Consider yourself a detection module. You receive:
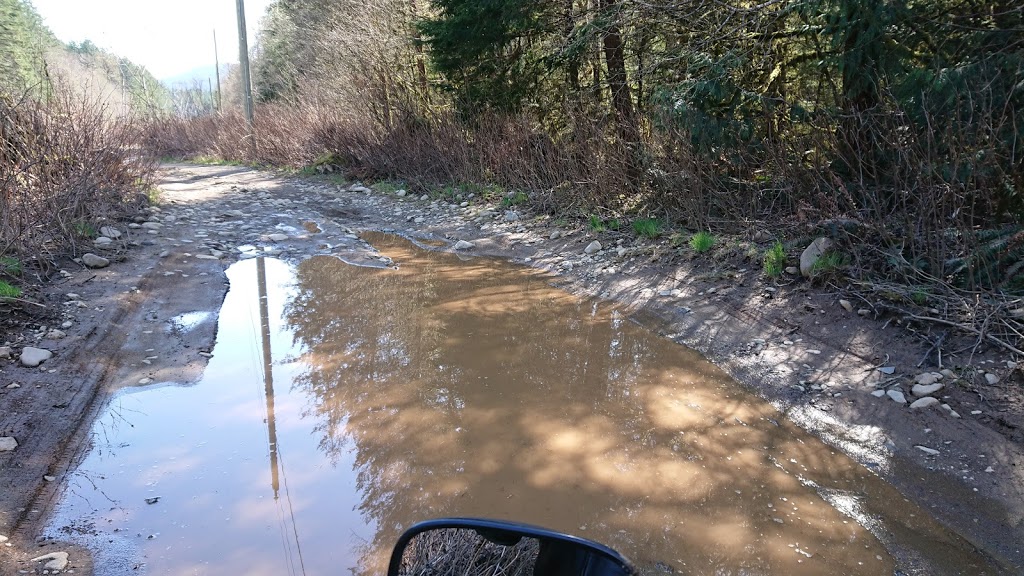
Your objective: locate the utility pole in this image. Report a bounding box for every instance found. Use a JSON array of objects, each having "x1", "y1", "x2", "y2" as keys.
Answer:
[
  {"x1": 235, "y1": 0, "x2": 255, "y2": 128},
  {"x1": 213, "y1": 29, "x2": 222, "y2": 111}
]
